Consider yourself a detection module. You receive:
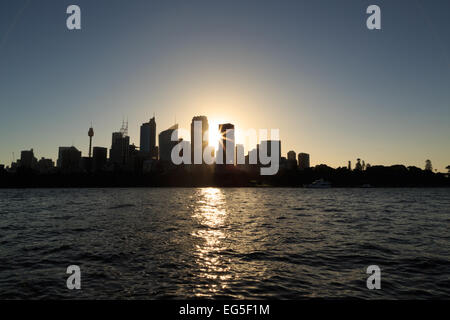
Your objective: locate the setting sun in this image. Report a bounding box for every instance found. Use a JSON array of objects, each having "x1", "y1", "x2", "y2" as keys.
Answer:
[{"x1": 208, "y1": 119, "x2": 224, "y2": 150}]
